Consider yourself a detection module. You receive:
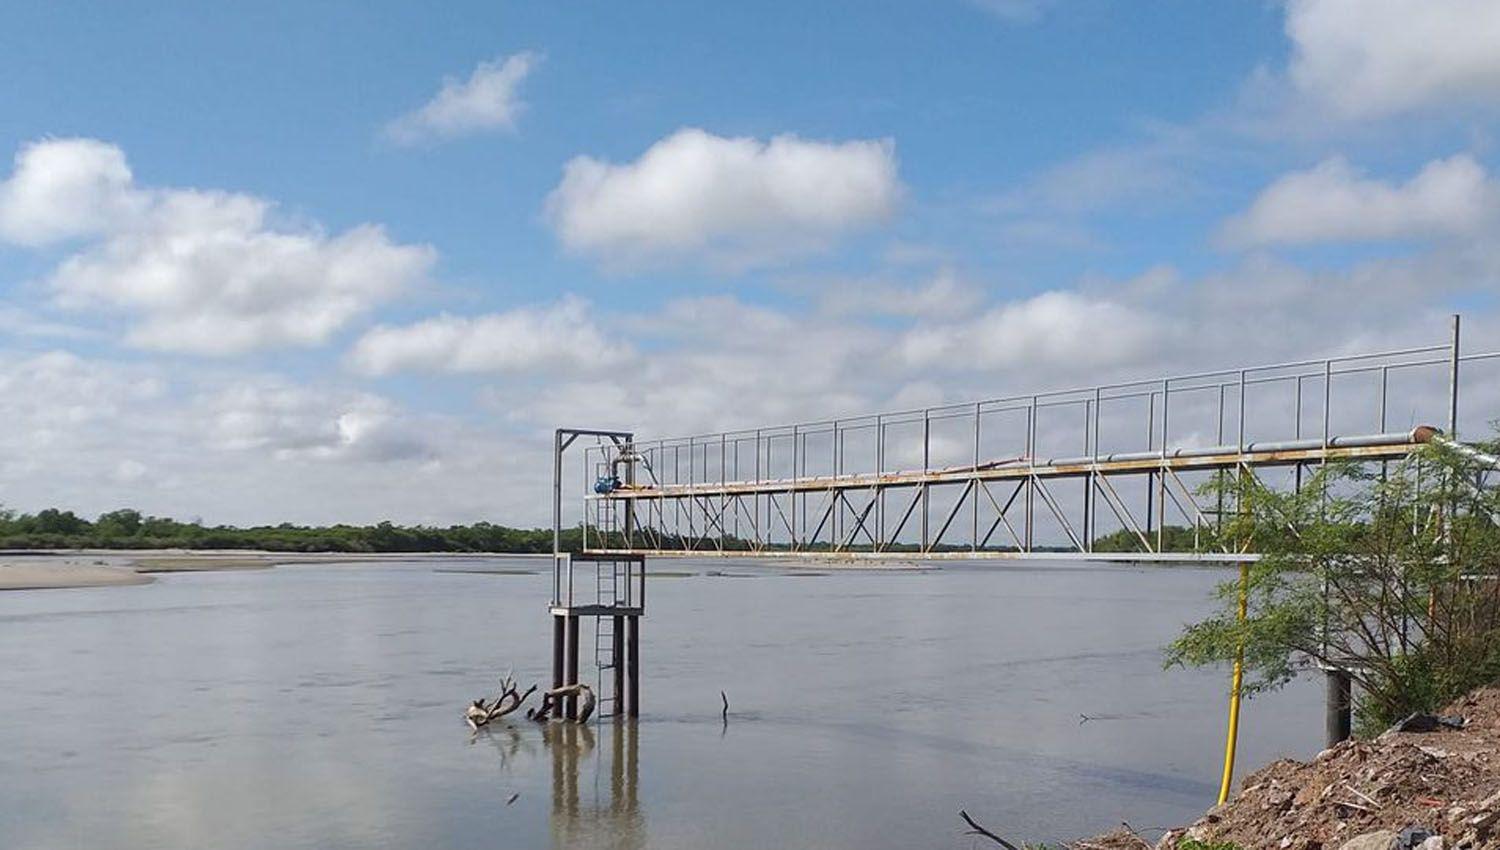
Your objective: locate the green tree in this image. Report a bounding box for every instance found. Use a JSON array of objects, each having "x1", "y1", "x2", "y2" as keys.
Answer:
[
  {"x1": 1167, "y1": 437, "x2": 1500, "y2": 733},
  {"x1": 95, "y1": 508, "x2": 144, "y2": 538}
]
